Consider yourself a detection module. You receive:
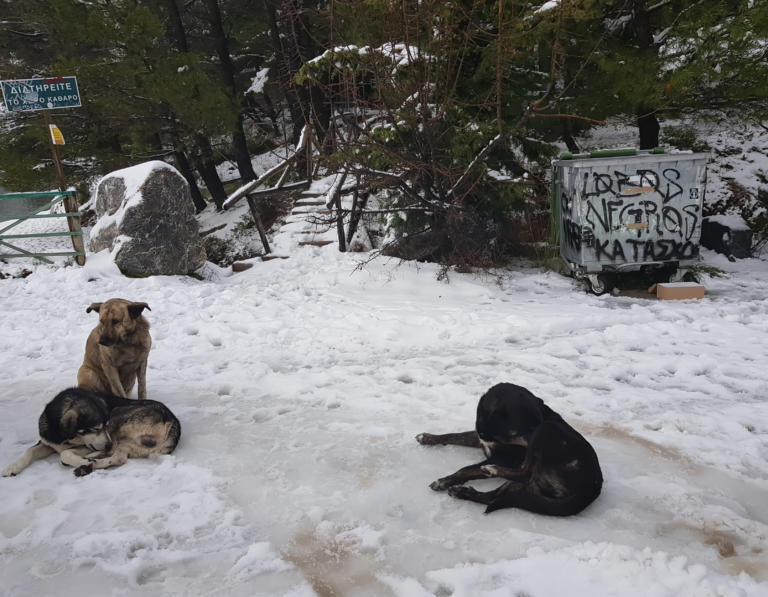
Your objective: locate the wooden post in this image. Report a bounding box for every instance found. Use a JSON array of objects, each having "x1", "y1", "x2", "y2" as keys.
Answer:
[
  {"x1": 43, "y1": 109, "x2": 85, "y2": 265},
  {"x1": 246, "y1": 195, "x2": 271, "y2": 255},
  {"x1": 306, "y1": 126, "x2": 313, "y2": 181},
  {"x1": 328, "y1": 169, "x2": 348, "y2": 252}
]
